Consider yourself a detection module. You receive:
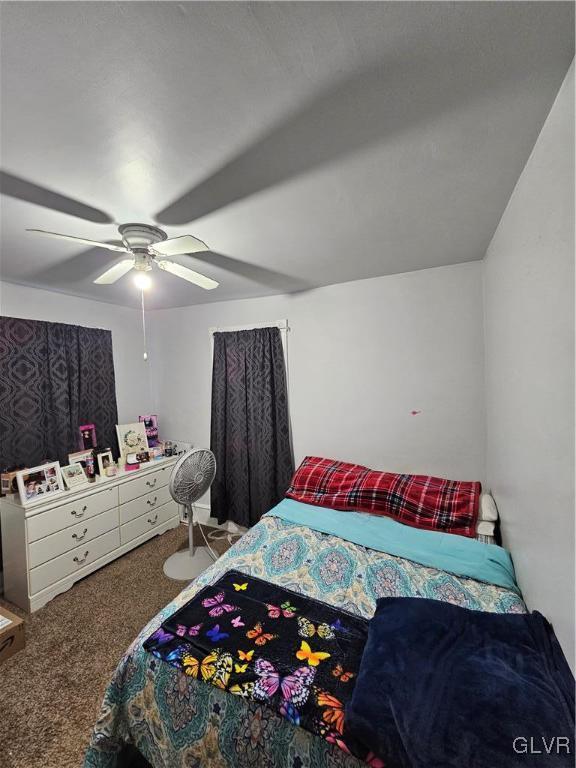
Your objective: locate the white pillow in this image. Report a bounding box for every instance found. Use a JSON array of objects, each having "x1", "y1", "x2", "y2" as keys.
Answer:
[
  {"x1": 477, "y1": 520, "x2": 496, "y2": 536},
  {"x1": 479, "y1": 492, "x2": 498, "y2": 522},
  {"x1": 476, "y1": 493, "x2": 498, "y2": 540}
]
